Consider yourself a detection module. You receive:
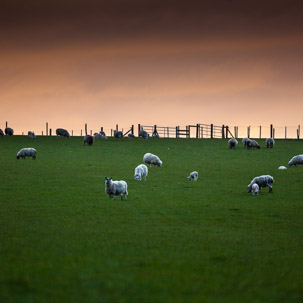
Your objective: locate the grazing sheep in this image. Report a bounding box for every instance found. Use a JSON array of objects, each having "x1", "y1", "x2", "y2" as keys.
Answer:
[
  {"x1": 228, "y1": 138, "x2": 238, "y2": 149},
  {"x1": 128, "y1": 134, "x2": 136, "y2": 139},
  {"x1": 278, "y1": 166, "x2": 287, "y2": 170},
  {"x1": 242, "y1": 137, "x2": 250, "y2": 147},
  {"x1": 84, "y1": 134, "x2": 94, "y2": 146},
  {"x1": 152, "y1": 133, "x2": 160, "y2": 138},
  {"x1": 0, "y1": 129, "x2": 4, "y2": 136},
  {"x1": 266, "y1": 138, "x2": 275, "y2": 148},
  {"x1": 94, "y1": 133, "x2": 107, "y2": 139},
  {"x1": 139, "y1": 130, "x2": 149, "y2": 139},
  {"x1": 247, "y1": 175, "x2": 274, "y2": 193},
  {"x1": 105, "y1": 177, "x2": 128, "y2": 201},
  {"x1": 28, "y1": 131, "x2": 36, "y2": 139},
  {"x1": 16, "y1": 148, "x2": 36, "y2": 160},
  {"x1": 288, "y1": 155, "x2": 303, "y2": 167},
  {"x1": 56, "y1": 128, "x2": 70, "y2": 138},
  {"x1": 134, "y1": 164, "x2": 148, "y2": 181},
  {"x1": 251, "y1": 183, "x2": 259, "y2": 196},
  {"x1": 143, "y1": 153, "x2": 162, "y2": 167},
  {"x1": 187, "y1": 171, "x2": 198, "y2": 181},
  {"x1": 5, "y1": 127, "x2": 14, "y2": 136},
  {"x1": 246, "y1": 139, "x2": 260, "y2": 149},
  {"x1": 114, "y1": 130, "x2": 123, "y2": 138}
]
